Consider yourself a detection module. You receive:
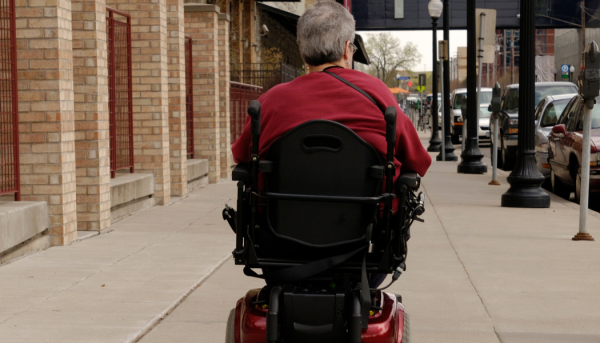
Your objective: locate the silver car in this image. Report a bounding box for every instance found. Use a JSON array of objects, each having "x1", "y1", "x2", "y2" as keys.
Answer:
[{"x1": 534, "y1": 93, "x2": 577, "y2": 180}]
